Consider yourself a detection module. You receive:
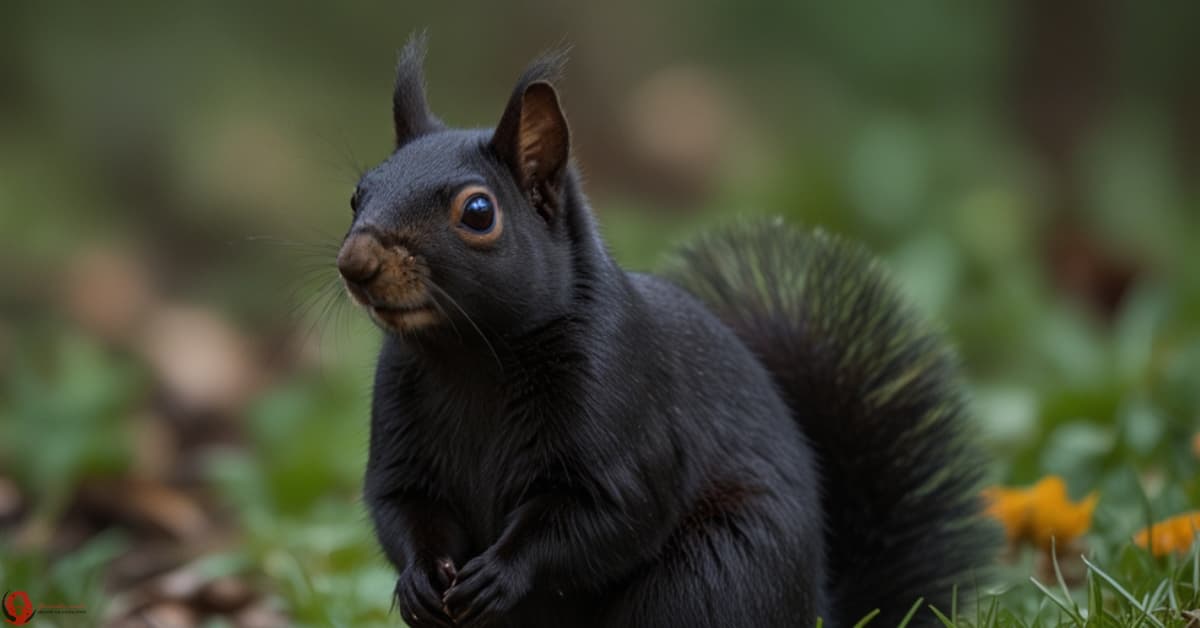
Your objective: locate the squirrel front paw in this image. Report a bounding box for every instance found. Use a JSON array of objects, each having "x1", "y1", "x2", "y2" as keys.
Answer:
[
  {"x1": 442, "y1": 551, "x2": 532, "y2": 627},
  {"x1": 395, "y1": 558, "x2": 457, "y2": 628}
]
